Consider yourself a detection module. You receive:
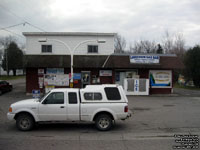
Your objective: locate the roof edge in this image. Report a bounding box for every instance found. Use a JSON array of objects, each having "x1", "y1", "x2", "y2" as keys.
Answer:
[{"x1": 23, "y1": 32, "x2": 117, "y2": 36}]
